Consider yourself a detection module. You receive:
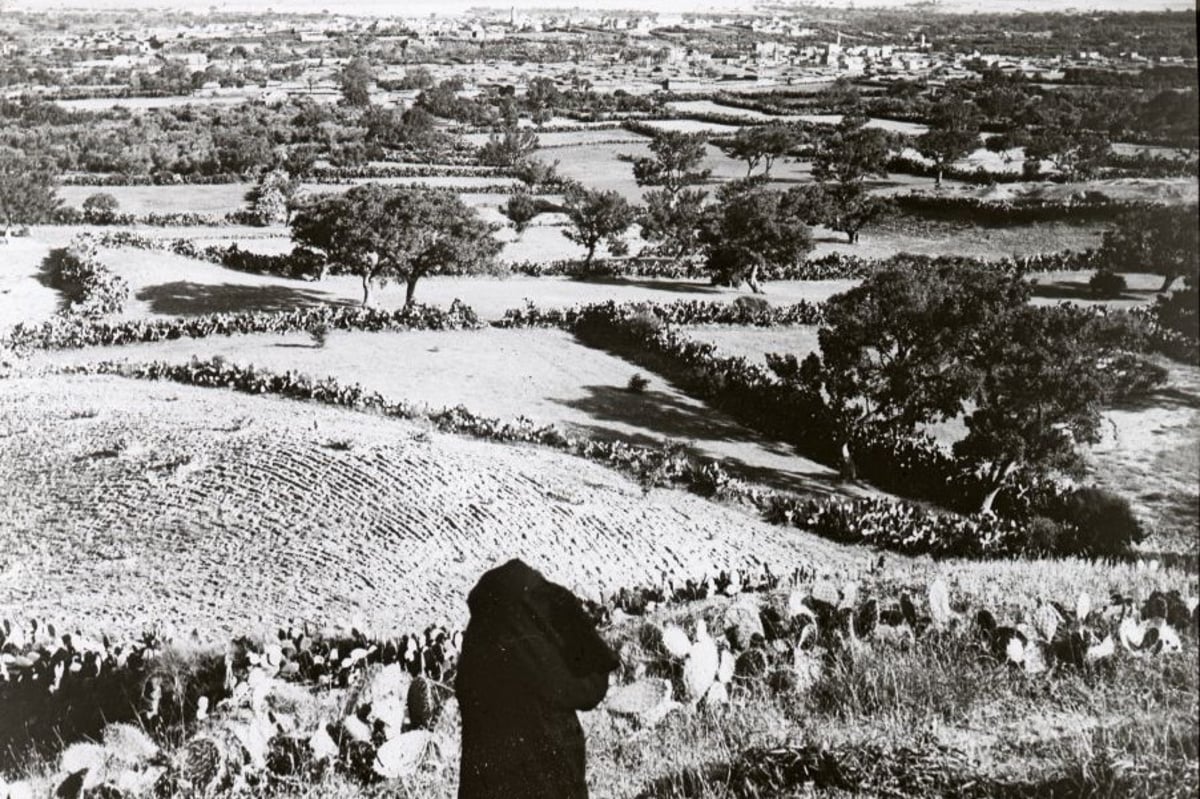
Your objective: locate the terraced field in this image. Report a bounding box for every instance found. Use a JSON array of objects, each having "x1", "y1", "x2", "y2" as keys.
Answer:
[
  {"x1": 28, "y1": 328, "x2": 865, "y2": 499},
  {"x1": 0, "y1": 373, "x2": 868, "y2": 639}
]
